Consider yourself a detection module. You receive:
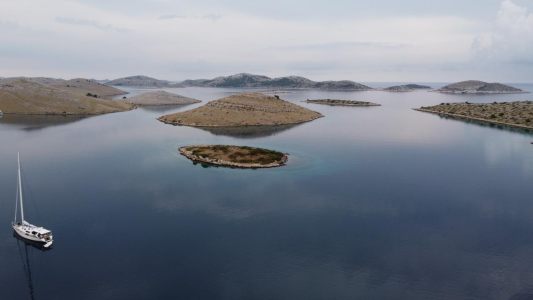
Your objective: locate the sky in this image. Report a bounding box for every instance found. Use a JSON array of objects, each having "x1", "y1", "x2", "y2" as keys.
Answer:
[{"x1": 0, "y1": 0, "x2": 532, "y2": 82}]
